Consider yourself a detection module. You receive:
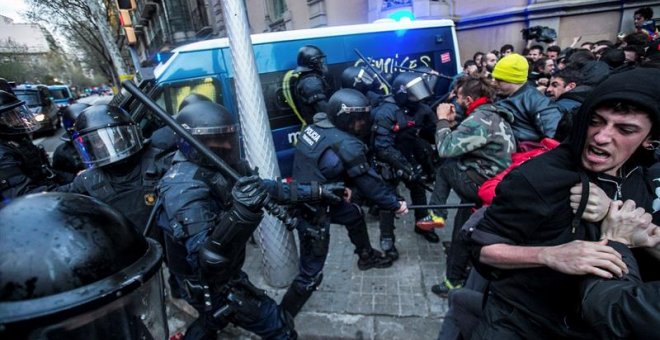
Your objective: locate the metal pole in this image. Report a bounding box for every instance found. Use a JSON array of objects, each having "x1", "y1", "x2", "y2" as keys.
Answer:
[{"x1": 220, "y1": 0, "x2": 298, "y2": 288}]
